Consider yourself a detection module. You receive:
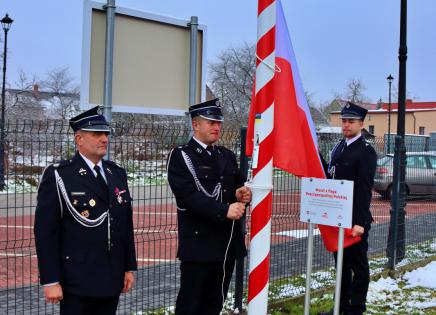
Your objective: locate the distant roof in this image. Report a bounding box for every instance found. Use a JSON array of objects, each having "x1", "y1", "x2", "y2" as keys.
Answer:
[
  {"x1": 6, "y1": 85, "x2": 78, "y2": 101},
  {"x1": 310, "y1": 106, "x2": 329, "y2": 127},
  {"x1": 381, "y1": 99, "x2": 436, "y2": 110},
  {"x1": 335, "y1": 99, "x2": 379, "y2": 110}
]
